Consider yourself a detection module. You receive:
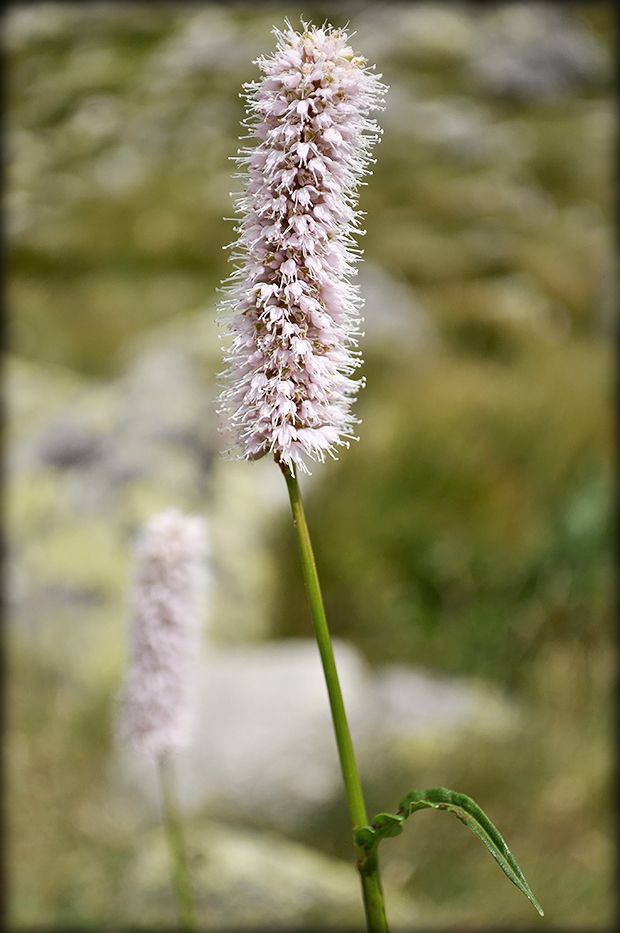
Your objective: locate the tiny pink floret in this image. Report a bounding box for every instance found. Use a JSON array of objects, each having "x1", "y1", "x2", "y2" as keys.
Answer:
[{"x1": 218, "y1": 21, "x2": 387, "y2": 472}]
